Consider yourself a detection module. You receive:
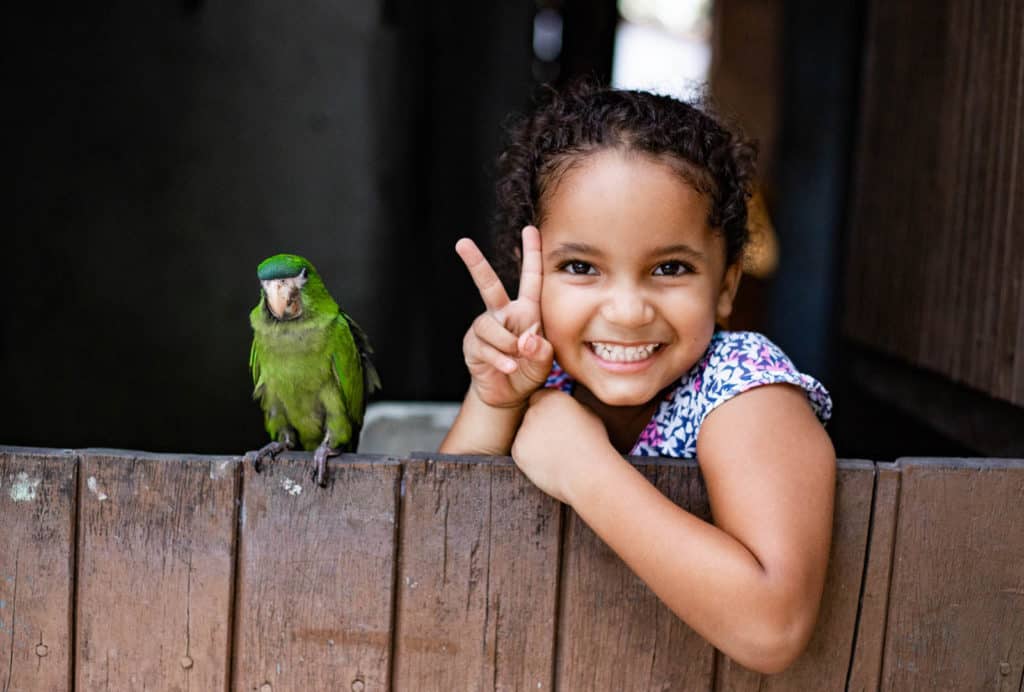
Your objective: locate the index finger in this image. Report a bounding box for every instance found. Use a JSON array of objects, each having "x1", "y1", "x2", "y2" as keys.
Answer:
[
  {"x1": 517, "y1": 225, "x2": 543, "y2": 304},
  {"x1": 455, "y1": 238, "x2": 511, "y2": 311}
]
